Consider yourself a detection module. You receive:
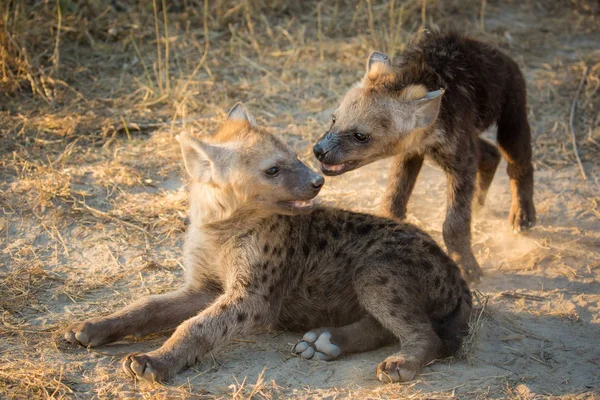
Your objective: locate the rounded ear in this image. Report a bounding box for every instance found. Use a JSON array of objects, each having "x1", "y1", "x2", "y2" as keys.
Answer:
[
  {"x1": 414, "y1": 89, "x2": 445, "y2": 129},
  {"x1": 366, "y1": 51, "x2": 395, "y2": 85},
  {"x1": 367, "y1": 51, "x2": 391, "y2": 72},
  {"x1": 176, "y1": 133, "x2": 230, "y2": 183},
  {"x1": 227, "y1": 102, "x2": 257, "y2": 128},
  {"x1": 422, "y1": 89, "x2": 444, "y2": 101}
]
